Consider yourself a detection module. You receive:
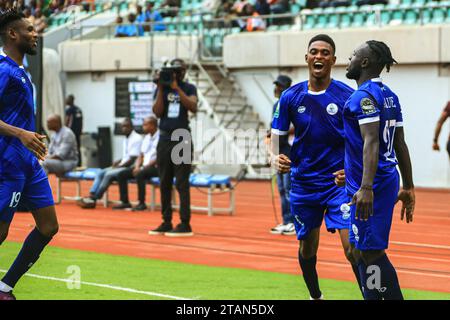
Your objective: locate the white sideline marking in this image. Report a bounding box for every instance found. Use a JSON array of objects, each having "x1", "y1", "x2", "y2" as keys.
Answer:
[
  {"x1": 390, "y1": 241, "x2": 450, "y2": 250},
  {"x1": 0, "y1": 269, "x2": 192, "y2": 300}
]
